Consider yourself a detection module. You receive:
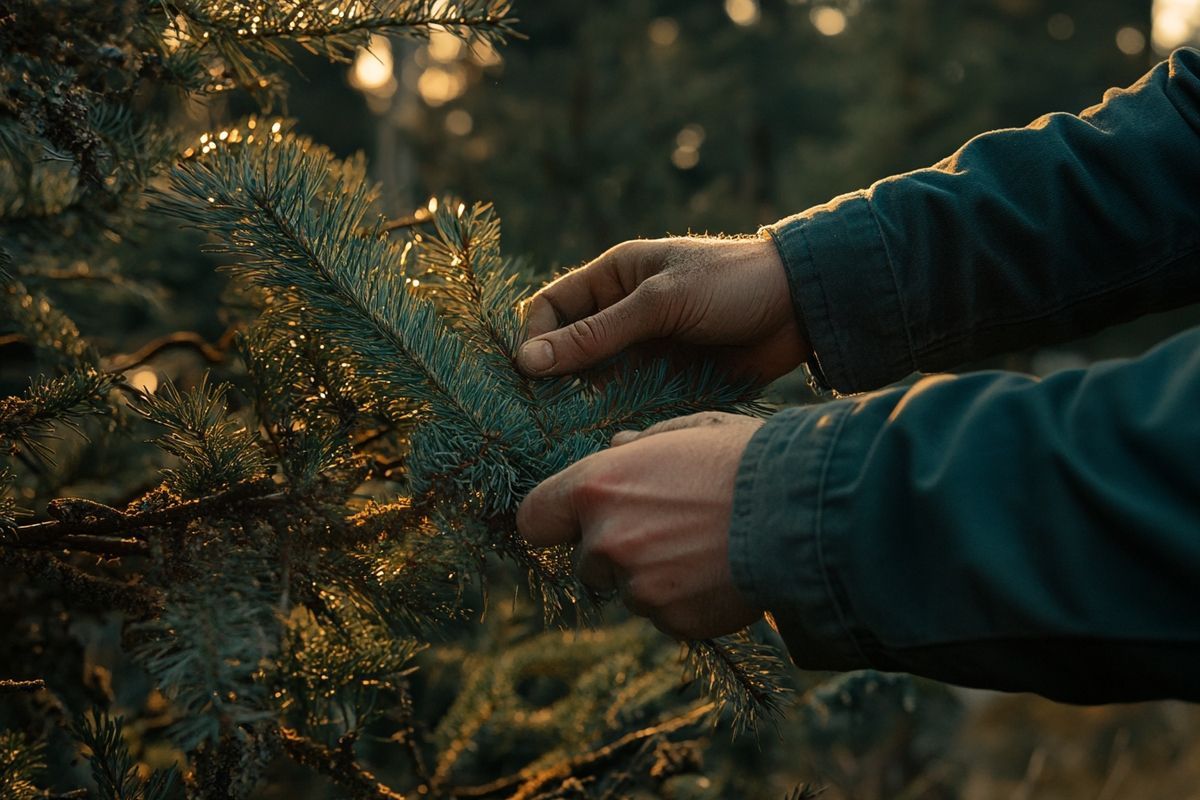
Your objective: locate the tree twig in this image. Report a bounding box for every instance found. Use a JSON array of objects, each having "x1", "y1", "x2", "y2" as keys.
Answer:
[
  {"x1": 277, "y1": 726, "x2": 408, "y2": 800},
  {"x1": 382, "y1": 208, "x2": 433, "y2": 232},
  {"x1": 104, "y1": 327, "x2": 239, "y2": 372},
  {"x1": 449, "y1": 702, "x2": 715, "y2": 799},
  {"x1": 0, "y1": 678, "x2": 46, "y2": 693},
  {"x1": 0, "y1": 549, "x2": 162, "y2": 616}
]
